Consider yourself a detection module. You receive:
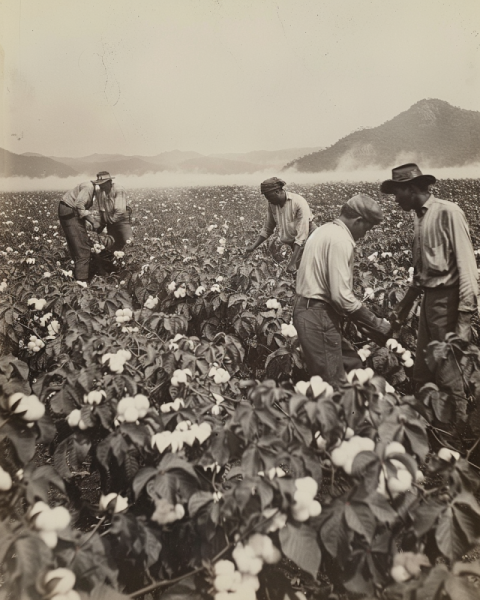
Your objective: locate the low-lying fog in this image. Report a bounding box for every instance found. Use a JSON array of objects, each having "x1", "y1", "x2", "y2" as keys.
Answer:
[{"x1": 1, "y1": 165, "x2": 479, "y2": 193}]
